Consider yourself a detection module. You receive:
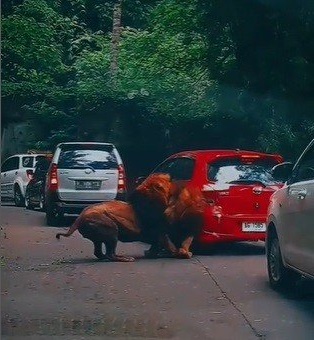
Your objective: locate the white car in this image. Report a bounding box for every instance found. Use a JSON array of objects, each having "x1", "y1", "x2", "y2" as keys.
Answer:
[
  {"x1": 1, "y1": 153, "x2": 50, "y2": 206},
  {"x1": 266, "y1": 138, "x2": 314, "y2": 290}
]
